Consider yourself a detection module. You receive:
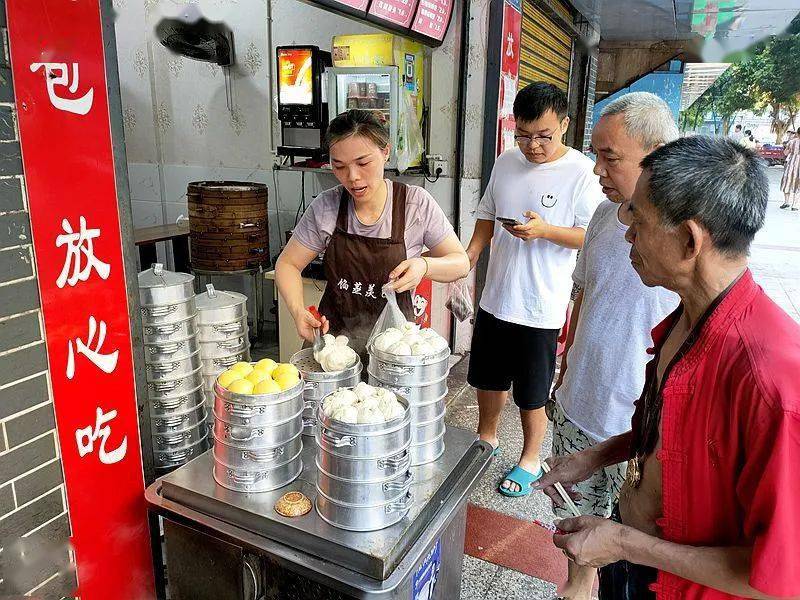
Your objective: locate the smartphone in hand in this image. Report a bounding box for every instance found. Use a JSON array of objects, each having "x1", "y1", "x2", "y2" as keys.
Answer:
[{"x1": 496, "y1": 216, "x2": 522, "y2": 227}]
